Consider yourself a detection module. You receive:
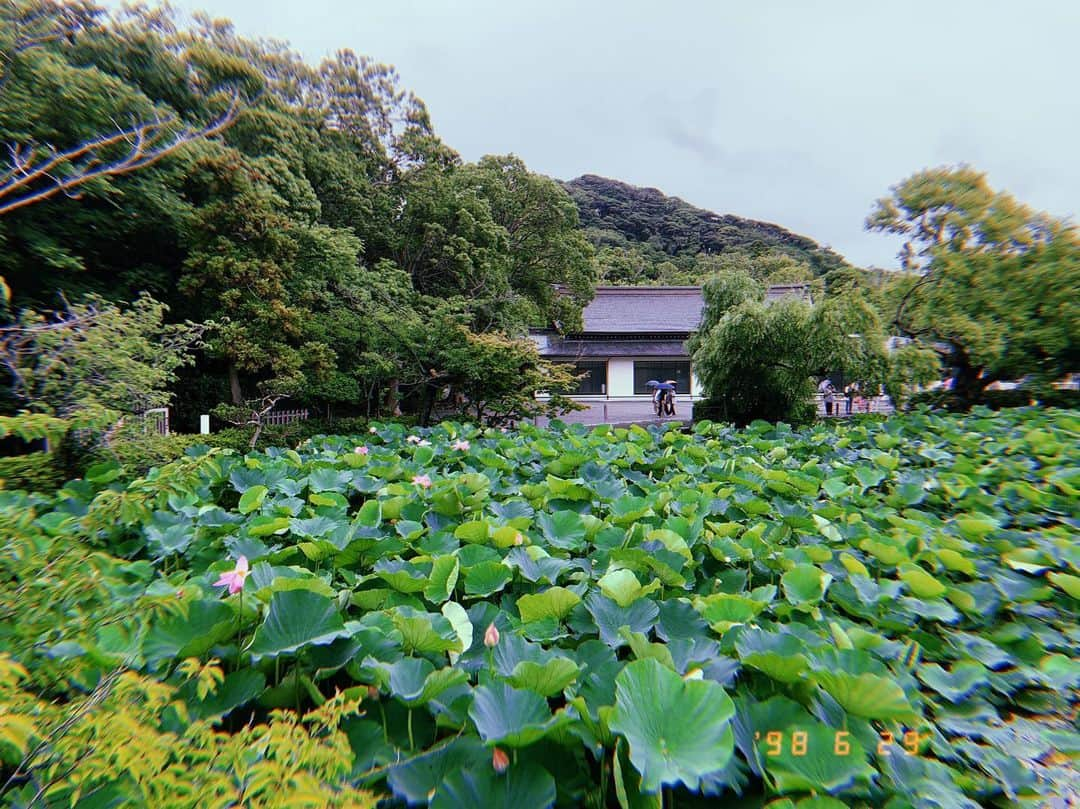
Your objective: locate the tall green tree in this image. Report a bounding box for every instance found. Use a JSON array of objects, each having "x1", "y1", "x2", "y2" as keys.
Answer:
[{"x1": 868, "y1": 165, "x2": 1080, "y2": 402}]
